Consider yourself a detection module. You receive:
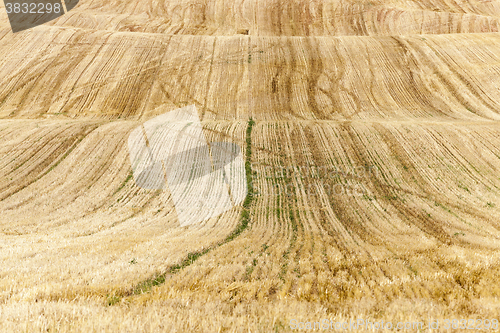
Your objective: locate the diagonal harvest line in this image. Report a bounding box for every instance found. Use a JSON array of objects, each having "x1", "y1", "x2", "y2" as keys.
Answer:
[
  {"x1": 207, "y1": 141, "x2": 236, "y2": 206},
  {"x1": 60, "y1": 0, "x2": 68, "y2": 13},
  {"x1": 141, "y1": 123, "x2": 170, "y2": 190},
  {"x1": 140, "y1": 124, "x2": 150, "y2": 148}
]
